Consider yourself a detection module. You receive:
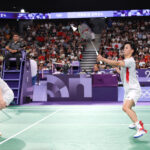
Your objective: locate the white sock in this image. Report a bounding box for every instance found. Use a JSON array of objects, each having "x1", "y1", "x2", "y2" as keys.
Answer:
[{"x1": 135, "y1": 121, "x2": 142, "y2": 129}]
